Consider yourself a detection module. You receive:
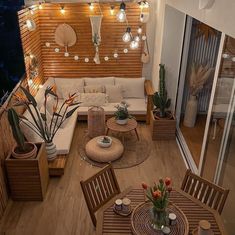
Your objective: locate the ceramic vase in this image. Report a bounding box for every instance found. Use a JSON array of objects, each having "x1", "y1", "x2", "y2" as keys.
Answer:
[
  {"x1": 45, "y1": 141, "x2": 57, "y2": 161},
  {"x1": 12, "y1": 142, "x2": 37, "y2": 159},
  {"x1": 150, "y1": 207, "x2": 167, "y2": 230},
  {"x1": 116, "y1": 119, "x2": 128, "y2": 125},
  {"x1": 183, "y1": 95, "x2": 198, "y2": 127}
]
